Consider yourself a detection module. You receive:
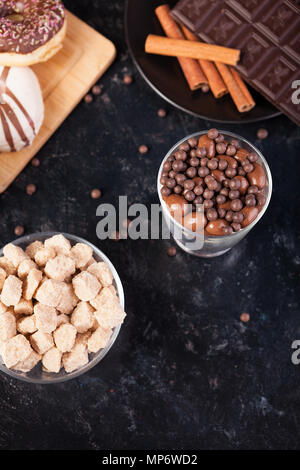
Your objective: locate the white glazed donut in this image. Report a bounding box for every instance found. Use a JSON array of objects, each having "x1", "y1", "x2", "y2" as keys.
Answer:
[{"x1": 0, "y1": 65, "x2": 44, "y2": 152}]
